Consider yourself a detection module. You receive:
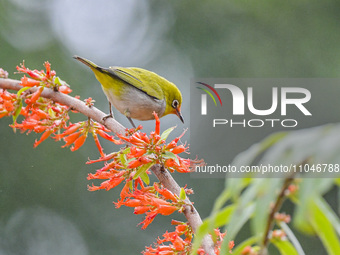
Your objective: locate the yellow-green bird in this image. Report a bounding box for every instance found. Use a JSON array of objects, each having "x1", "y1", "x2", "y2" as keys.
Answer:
[{"x1": 73, "y1": 55, "x2": 184, "y2": 127}]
